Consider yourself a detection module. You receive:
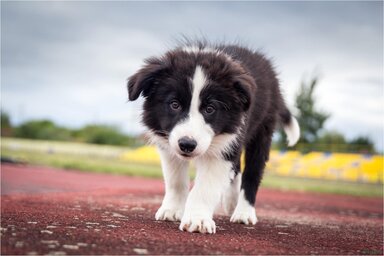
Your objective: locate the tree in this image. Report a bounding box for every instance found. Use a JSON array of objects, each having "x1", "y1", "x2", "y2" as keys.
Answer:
[
  {"x1": 315, "y1": 130, "x2": 347, "y2": 152},
  {"x1": 1, "y1": 111, "x2": 13, "y2": 137},
  {"x1": 276, "y1": 76, "x2": 330, "y2": 152},
  {"x1": 73, "y1": 125, "x2": 140, "y2": 146},
  {"x1": 348, "y1": 136, "x2": 376, "y2": 154},
  {"x1": 295, "y1": 77, "x2": 330, "y2": 144},
  {"x1": 275, "y1": 76, "x2": 377, "y2": 154},
  {"x1": 14, "y1": 120, "x2": 72, "y2": 141}
]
